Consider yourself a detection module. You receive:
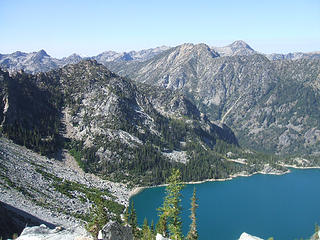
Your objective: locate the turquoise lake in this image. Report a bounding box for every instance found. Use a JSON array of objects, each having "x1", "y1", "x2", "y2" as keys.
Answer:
[{"x1": 131, "y1": 169, "x2": 320, "y2": 240}]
